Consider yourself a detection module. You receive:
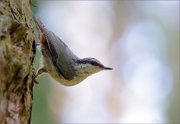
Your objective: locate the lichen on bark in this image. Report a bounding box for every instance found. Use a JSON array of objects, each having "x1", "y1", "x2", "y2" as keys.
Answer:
[{"x1": 0, "y1": 0, "x2": 36, "y2": 123}]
